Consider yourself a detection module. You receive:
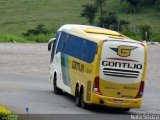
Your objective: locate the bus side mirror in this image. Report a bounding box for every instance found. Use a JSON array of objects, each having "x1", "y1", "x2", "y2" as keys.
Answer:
[{"x1": 48, "y1": 38, "x2": 56, "y2": 51}]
